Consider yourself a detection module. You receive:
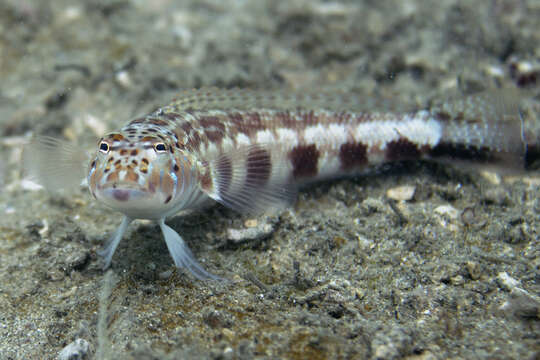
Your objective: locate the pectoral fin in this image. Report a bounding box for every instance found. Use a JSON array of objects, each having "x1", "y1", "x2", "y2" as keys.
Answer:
[
  {"x1": 23, "y1": 136, "x2": 89, "y2": 191},
  {"x1": 200, "y1": 144, "x2": 297, "y2": 214}
]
